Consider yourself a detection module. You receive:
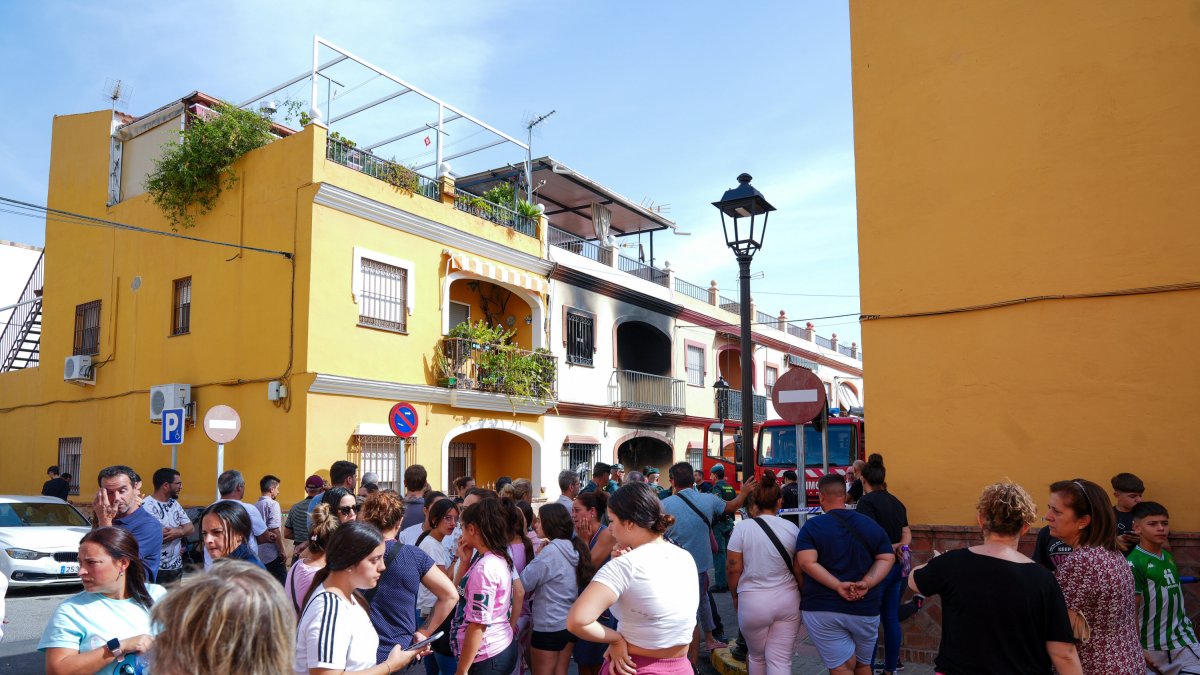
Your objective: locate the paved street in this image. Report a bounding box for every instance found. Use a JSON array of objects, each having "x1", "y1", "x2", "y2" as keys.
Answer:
[{"x1": 0, "y1": 583, "x2": 80, "y2": 673}]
